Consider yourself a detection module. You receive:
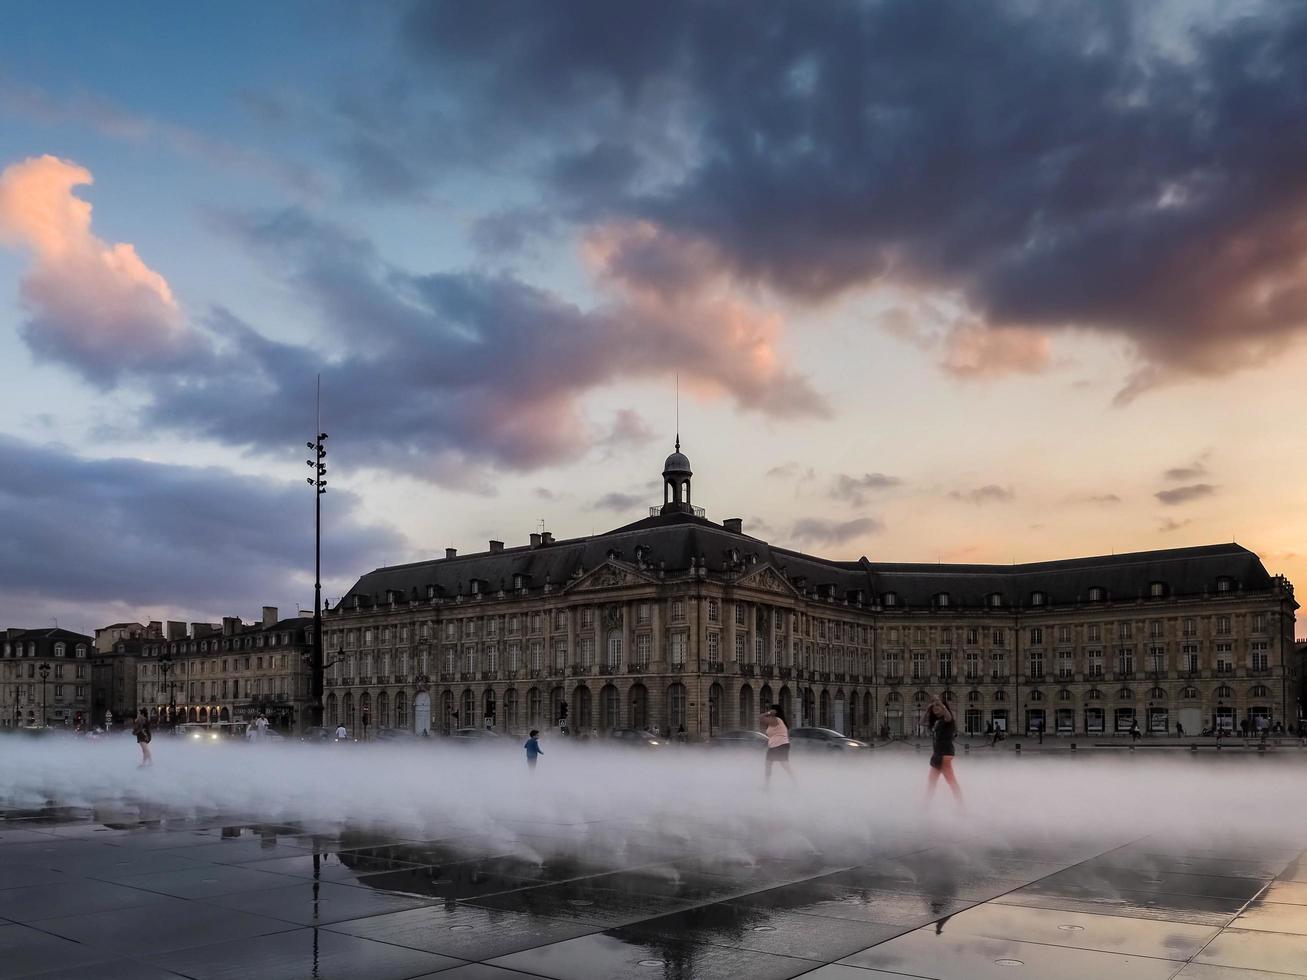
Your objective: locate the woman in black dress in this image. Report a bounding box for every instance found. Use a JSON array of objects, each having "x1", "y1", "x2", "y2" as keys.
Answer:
[
  {"x1": 923, "y1": 695, "x2": 963, "y2": 808},
  {"x1": 133, "y1": 710, "x2": 152, "y2": 768}
]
